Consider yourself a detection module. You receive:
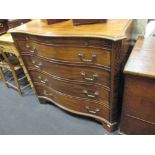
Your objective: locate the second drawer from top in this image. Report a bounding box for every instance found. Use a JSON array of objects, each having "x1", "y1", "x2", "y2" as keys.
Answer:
[{"x1": 22, "y1": 55, "x2": 111, "y2": 87}]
